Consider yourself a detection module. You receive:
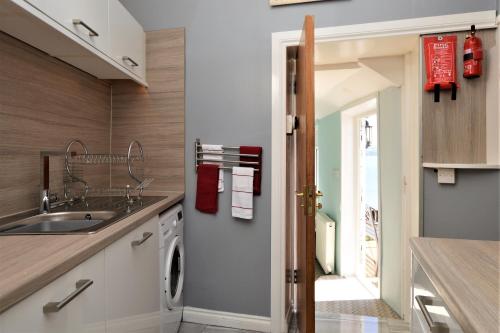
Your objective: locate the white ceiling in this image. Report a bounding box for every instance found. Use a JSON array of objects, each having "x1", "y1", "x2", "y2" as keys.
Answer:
[
  {"x1": 315, "y1": 35, "x2": 419, "y2": 119},
  {"x1": 315, "y1": 35, "x2": 419, "y2": 65}
]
